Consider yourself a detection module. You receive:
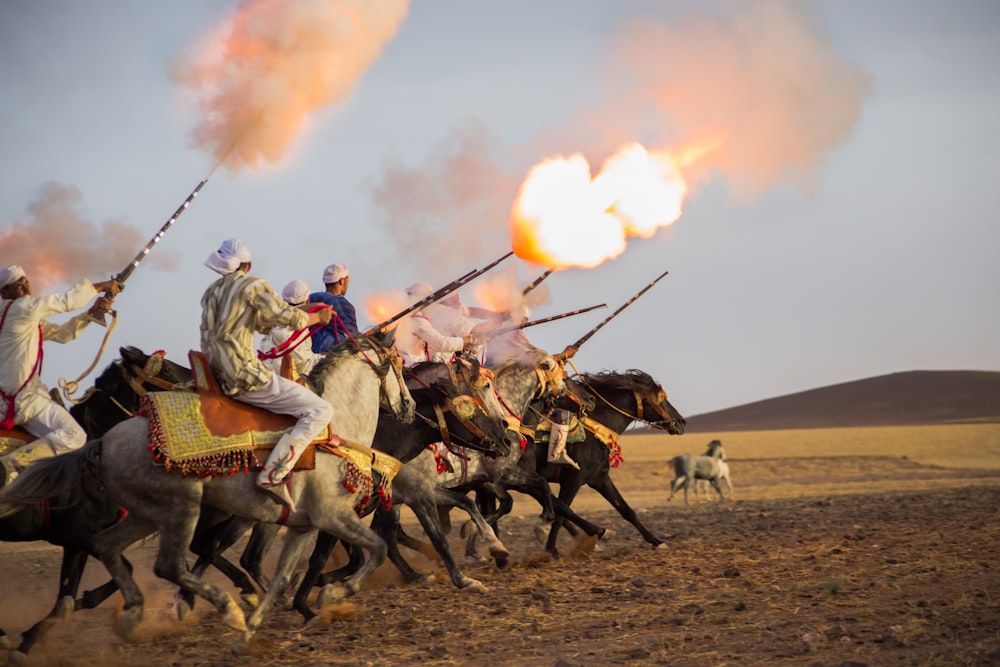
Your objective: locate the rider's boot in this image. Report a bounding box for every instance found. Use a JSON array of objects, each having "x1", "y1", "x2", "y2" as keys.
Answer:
[
  {"x1": 546, "y1": 409, "x2": 580, "y2": 470},
  {"x1": 256, "y1": 433, "x2": 304, "y2": 512}
]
